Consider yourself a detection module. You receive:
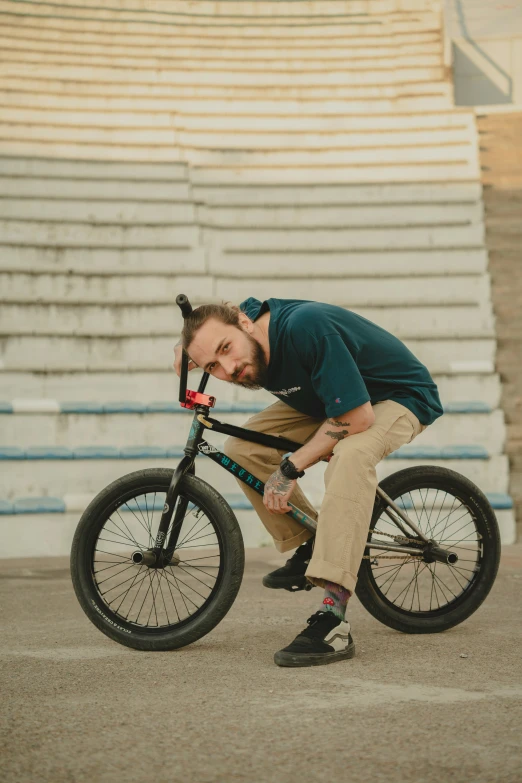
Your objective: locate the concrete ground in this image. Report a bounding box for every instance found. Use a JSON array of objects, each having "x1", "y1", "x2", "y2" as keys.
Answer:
[{"x1": 1, "y1": 545, "x2": 521, "y2": 783}]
